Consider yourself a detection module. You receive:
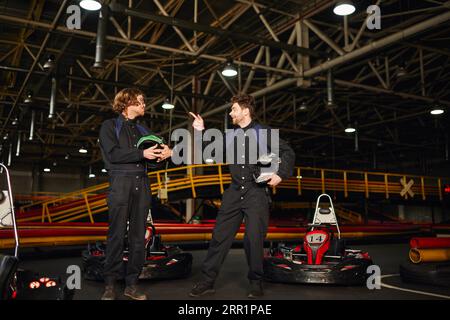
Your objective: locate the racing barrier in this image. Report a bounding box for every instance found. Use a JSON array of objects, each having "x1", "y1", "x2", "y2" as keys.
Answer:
[
  {"x1": 409, "y1": 248, "x2": 450, "y2": 263},
  {"x1": 408, "y1": 237, "x2": 450, "y2": 264},
  {"x1": 401, "y1": 236, "x2": 450, "y2": 286},
  {"x1": 410, "y1": 237, "x2": 450, "y2": 249},
  {"x1": 0, "y1": 222, "x2": 423, "y2": 249},
  {"x1": 15, "y1": 164, "x2": 448, "y2": 224}
]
